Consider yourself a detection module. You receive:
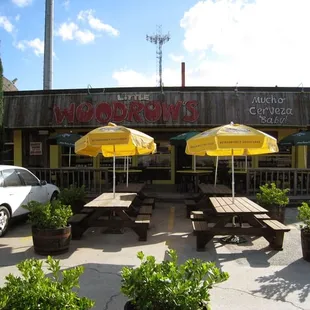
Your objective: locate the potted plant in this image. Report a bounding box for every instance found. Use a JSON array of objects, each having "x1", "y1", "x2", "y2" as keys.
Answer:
[
  {"x1": 121, "y1": 249, "x2": 229, "y2": 310},
  {"x1": 256, "y1": 182, "x2": 290, "y2": 223},
  {"x1": 297, "y1": 202, "x2": 310, "y2": 262},
  {"x1": 24, "y1": 200, "x2": 73, "y2": 255},
  {"x1": 59, "y1": 184, "x2": 86, "y2": 214},
  {"x1": 0, "y1": 256, "x2": 95, "y2": 309}
]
